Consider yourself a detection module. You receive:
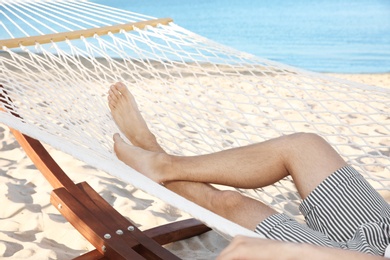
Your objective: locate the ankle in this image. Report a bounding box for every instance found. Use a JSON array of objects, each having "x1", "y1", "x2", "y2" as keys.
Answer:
[{"x1": 155, "y1": 152, "x2": 173, "y2": 182}]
